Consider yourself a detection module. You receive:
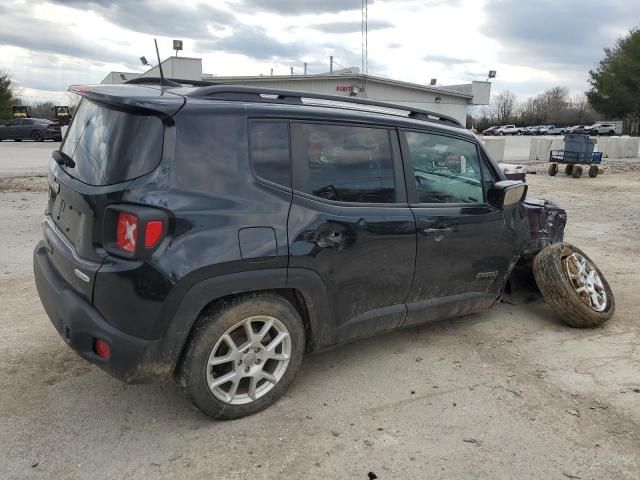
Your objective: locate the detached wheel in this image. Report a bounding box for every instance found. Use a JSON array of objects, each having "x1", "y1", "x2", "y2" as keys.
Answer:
[
  {"x1": 548, "y1": 163, "x2": 558, "y2": 176},
  {"x1": 571, "y1": 165, "x2": 583, "y2": 178},
  {"x1": 181, "y1": 293, "x2": 305, "y2": 420},
  {"x1": 564, "y1": 164, "x2": 574, "y2": 175},
  {"x1": 533, "y1": 243, "x2": 615, "y2": 328},
  {"x1": 589, "y1": 165, "x2": 598, "y2": 177},
  {"x1": 31, "y1": 130, "x2": 43, "y2": 142}
]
